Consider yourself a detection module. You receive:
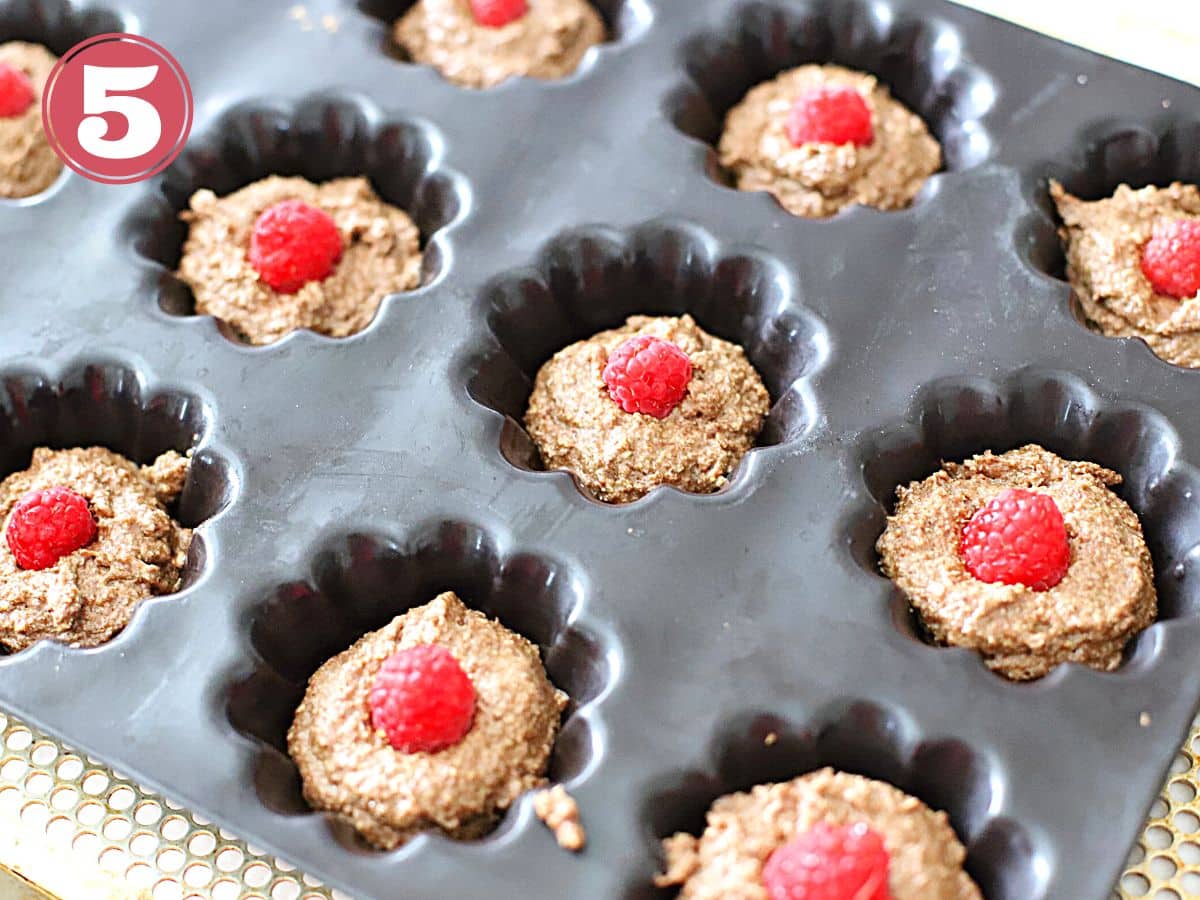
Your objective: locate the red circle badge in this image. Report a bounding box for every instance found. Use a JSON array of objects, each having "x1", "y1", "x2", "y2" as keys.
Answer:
[{"x1": 41, "y1": 33, "x2": 192, "y2": 185}]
